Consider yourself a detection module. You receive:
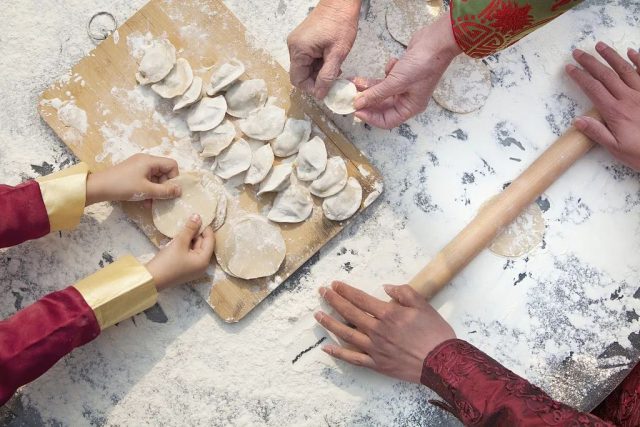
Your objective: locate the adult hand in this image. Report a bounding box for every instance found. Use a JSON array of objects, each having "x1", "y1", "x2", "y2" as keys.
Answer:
[
  {"x1": 353, "y1": 14, "x2": 462, "y2": 129},
  {"x1": 145, "y1": 214, "x2": 214, "y2": 291},
  {"x1": 86, "y1": 153, "x2": 181, "y2": 205},
  {"x1": 287, "y1": 0, "x2": 361, "y2": 99},
  {"x1": 315, "y1": 281, "x2": 455, "y2": 384},
  {"x1": 566, "y1": 42, "x2": 640, "y2": 171}
]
